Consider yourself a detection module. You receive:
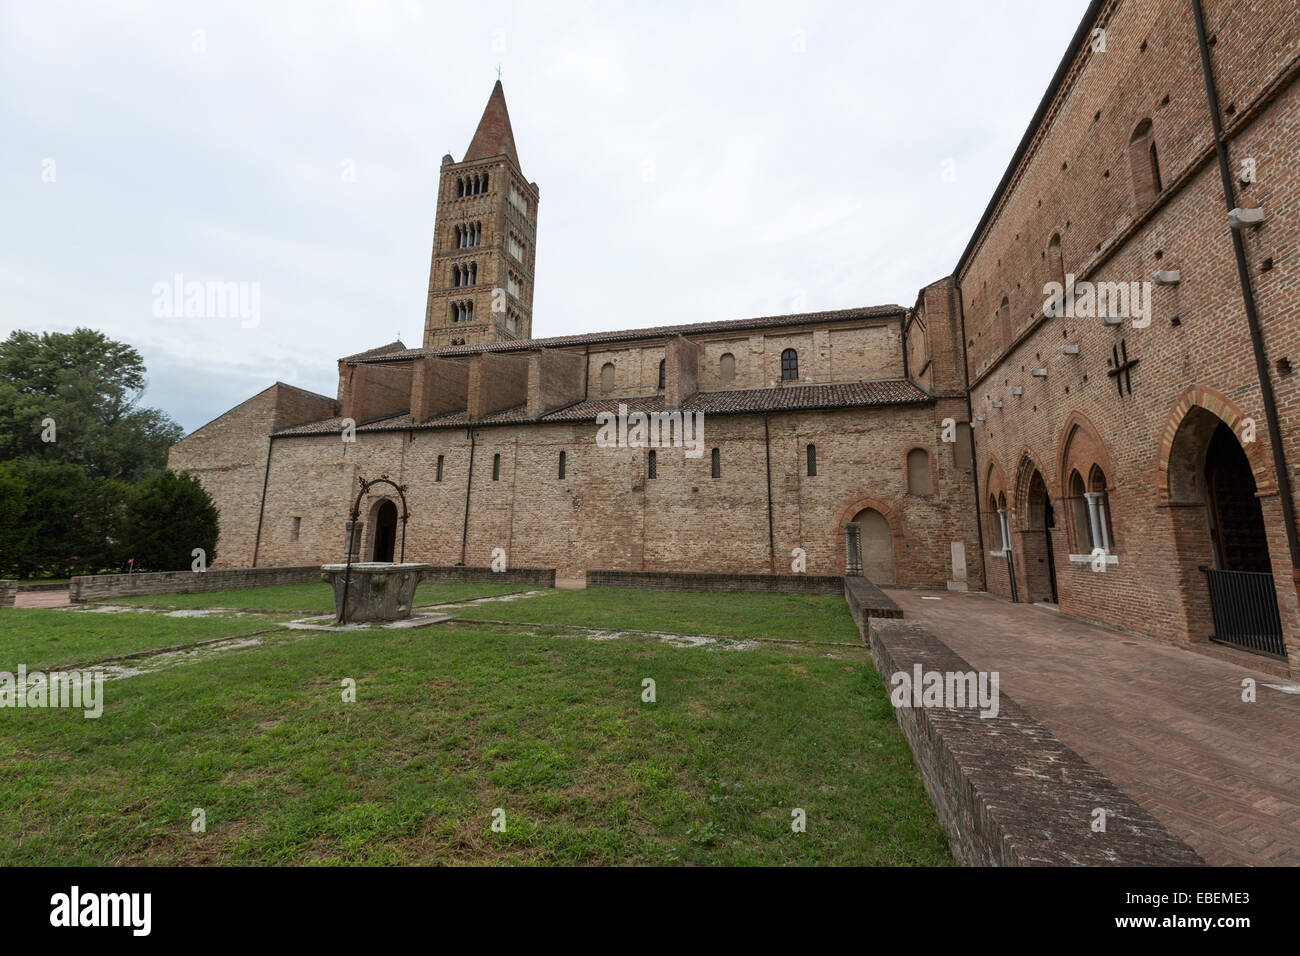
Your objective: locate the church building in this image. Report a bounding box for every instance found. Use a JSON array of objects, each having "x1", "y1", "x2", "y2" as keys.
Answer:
[{"x1": 170, "y1": 0, "x2": 1300, "y2": 677}]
